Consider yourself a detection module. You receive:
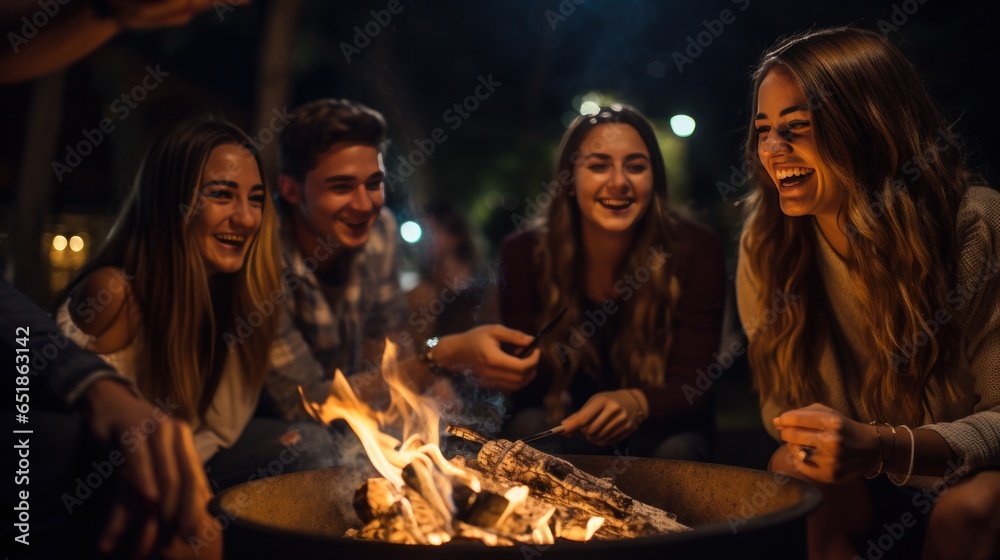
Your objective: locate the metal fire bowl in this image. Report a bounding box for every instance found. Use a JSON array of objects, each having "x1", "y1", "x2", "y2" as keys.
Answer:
[{"x1": 210, "y1": 456, "x2": 821, "y2": 559}]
